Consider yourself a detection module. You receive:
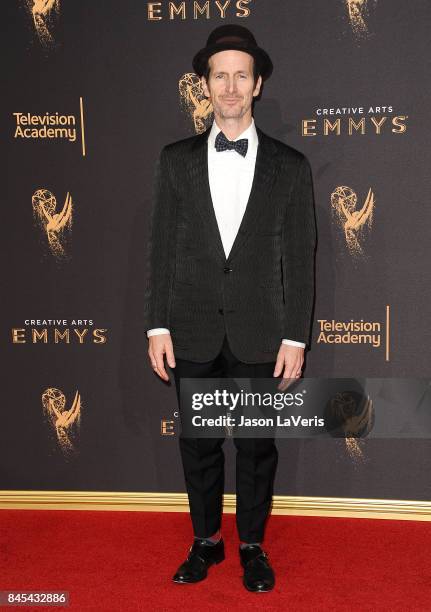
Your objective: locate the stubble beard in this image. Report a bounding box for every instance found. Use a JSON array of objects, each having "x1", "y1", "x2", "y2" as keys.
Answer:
[{"x1": 212, "y1": 95, "x2": 252, "y2": 121}]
